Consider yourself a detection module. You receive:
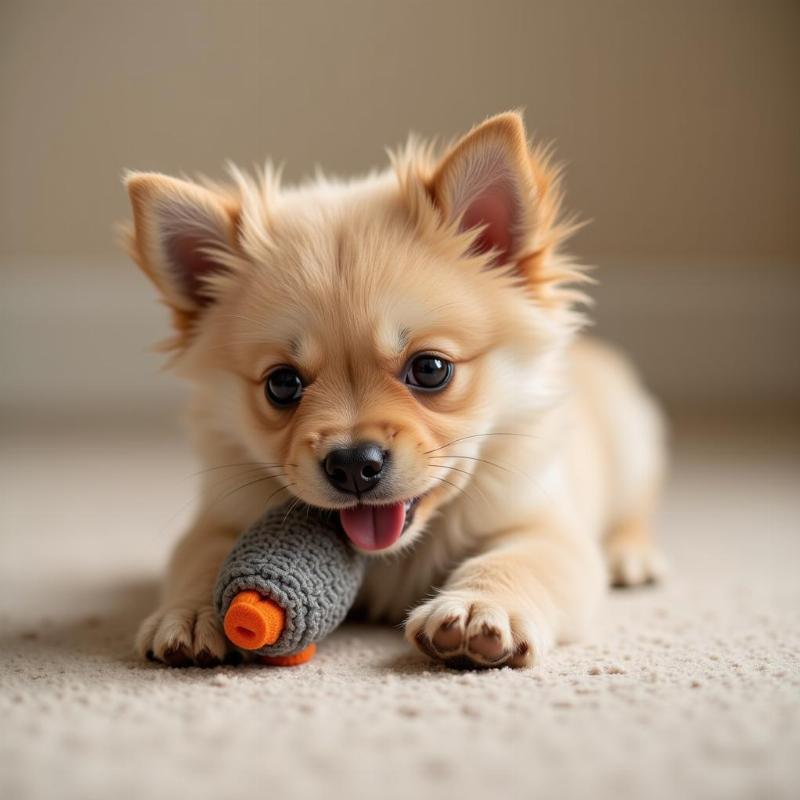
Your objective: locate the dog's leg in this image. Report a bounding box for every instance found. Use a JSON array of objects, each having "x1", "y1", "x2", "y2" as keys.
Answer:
[
  {"x1": 405, "y1": 517, "x2": 606, "y2": 668},
  {"x1": 604, "y1": 494, "x2": 667, "y2": 587},
  {"x1": 136, "y1": 521, "x2": 239, "y2": 667}
]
